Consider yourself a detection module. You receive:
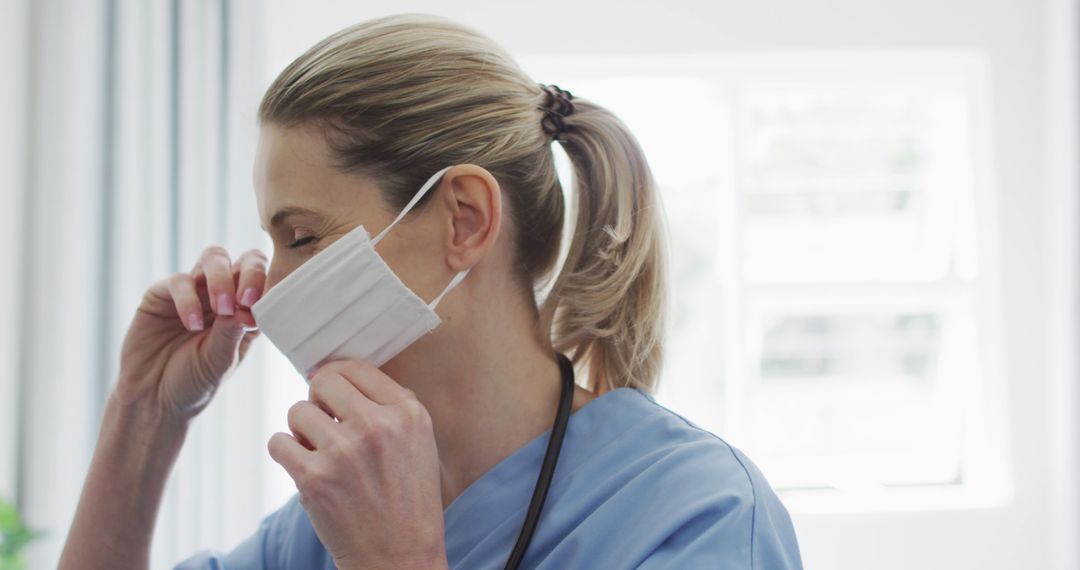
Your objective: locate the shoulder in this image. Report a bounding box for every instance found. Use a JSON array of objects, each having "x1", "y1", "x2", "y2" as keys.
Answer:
[
  {"x1": 566, "y1": 388, "x2": 803, "y2": 569},
  {"x1": 592, "y1": 388, "x2": 776, "y2": 497},
  {"x1": 173, "y1": 494, "x2": 333, "y2": 570}
]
